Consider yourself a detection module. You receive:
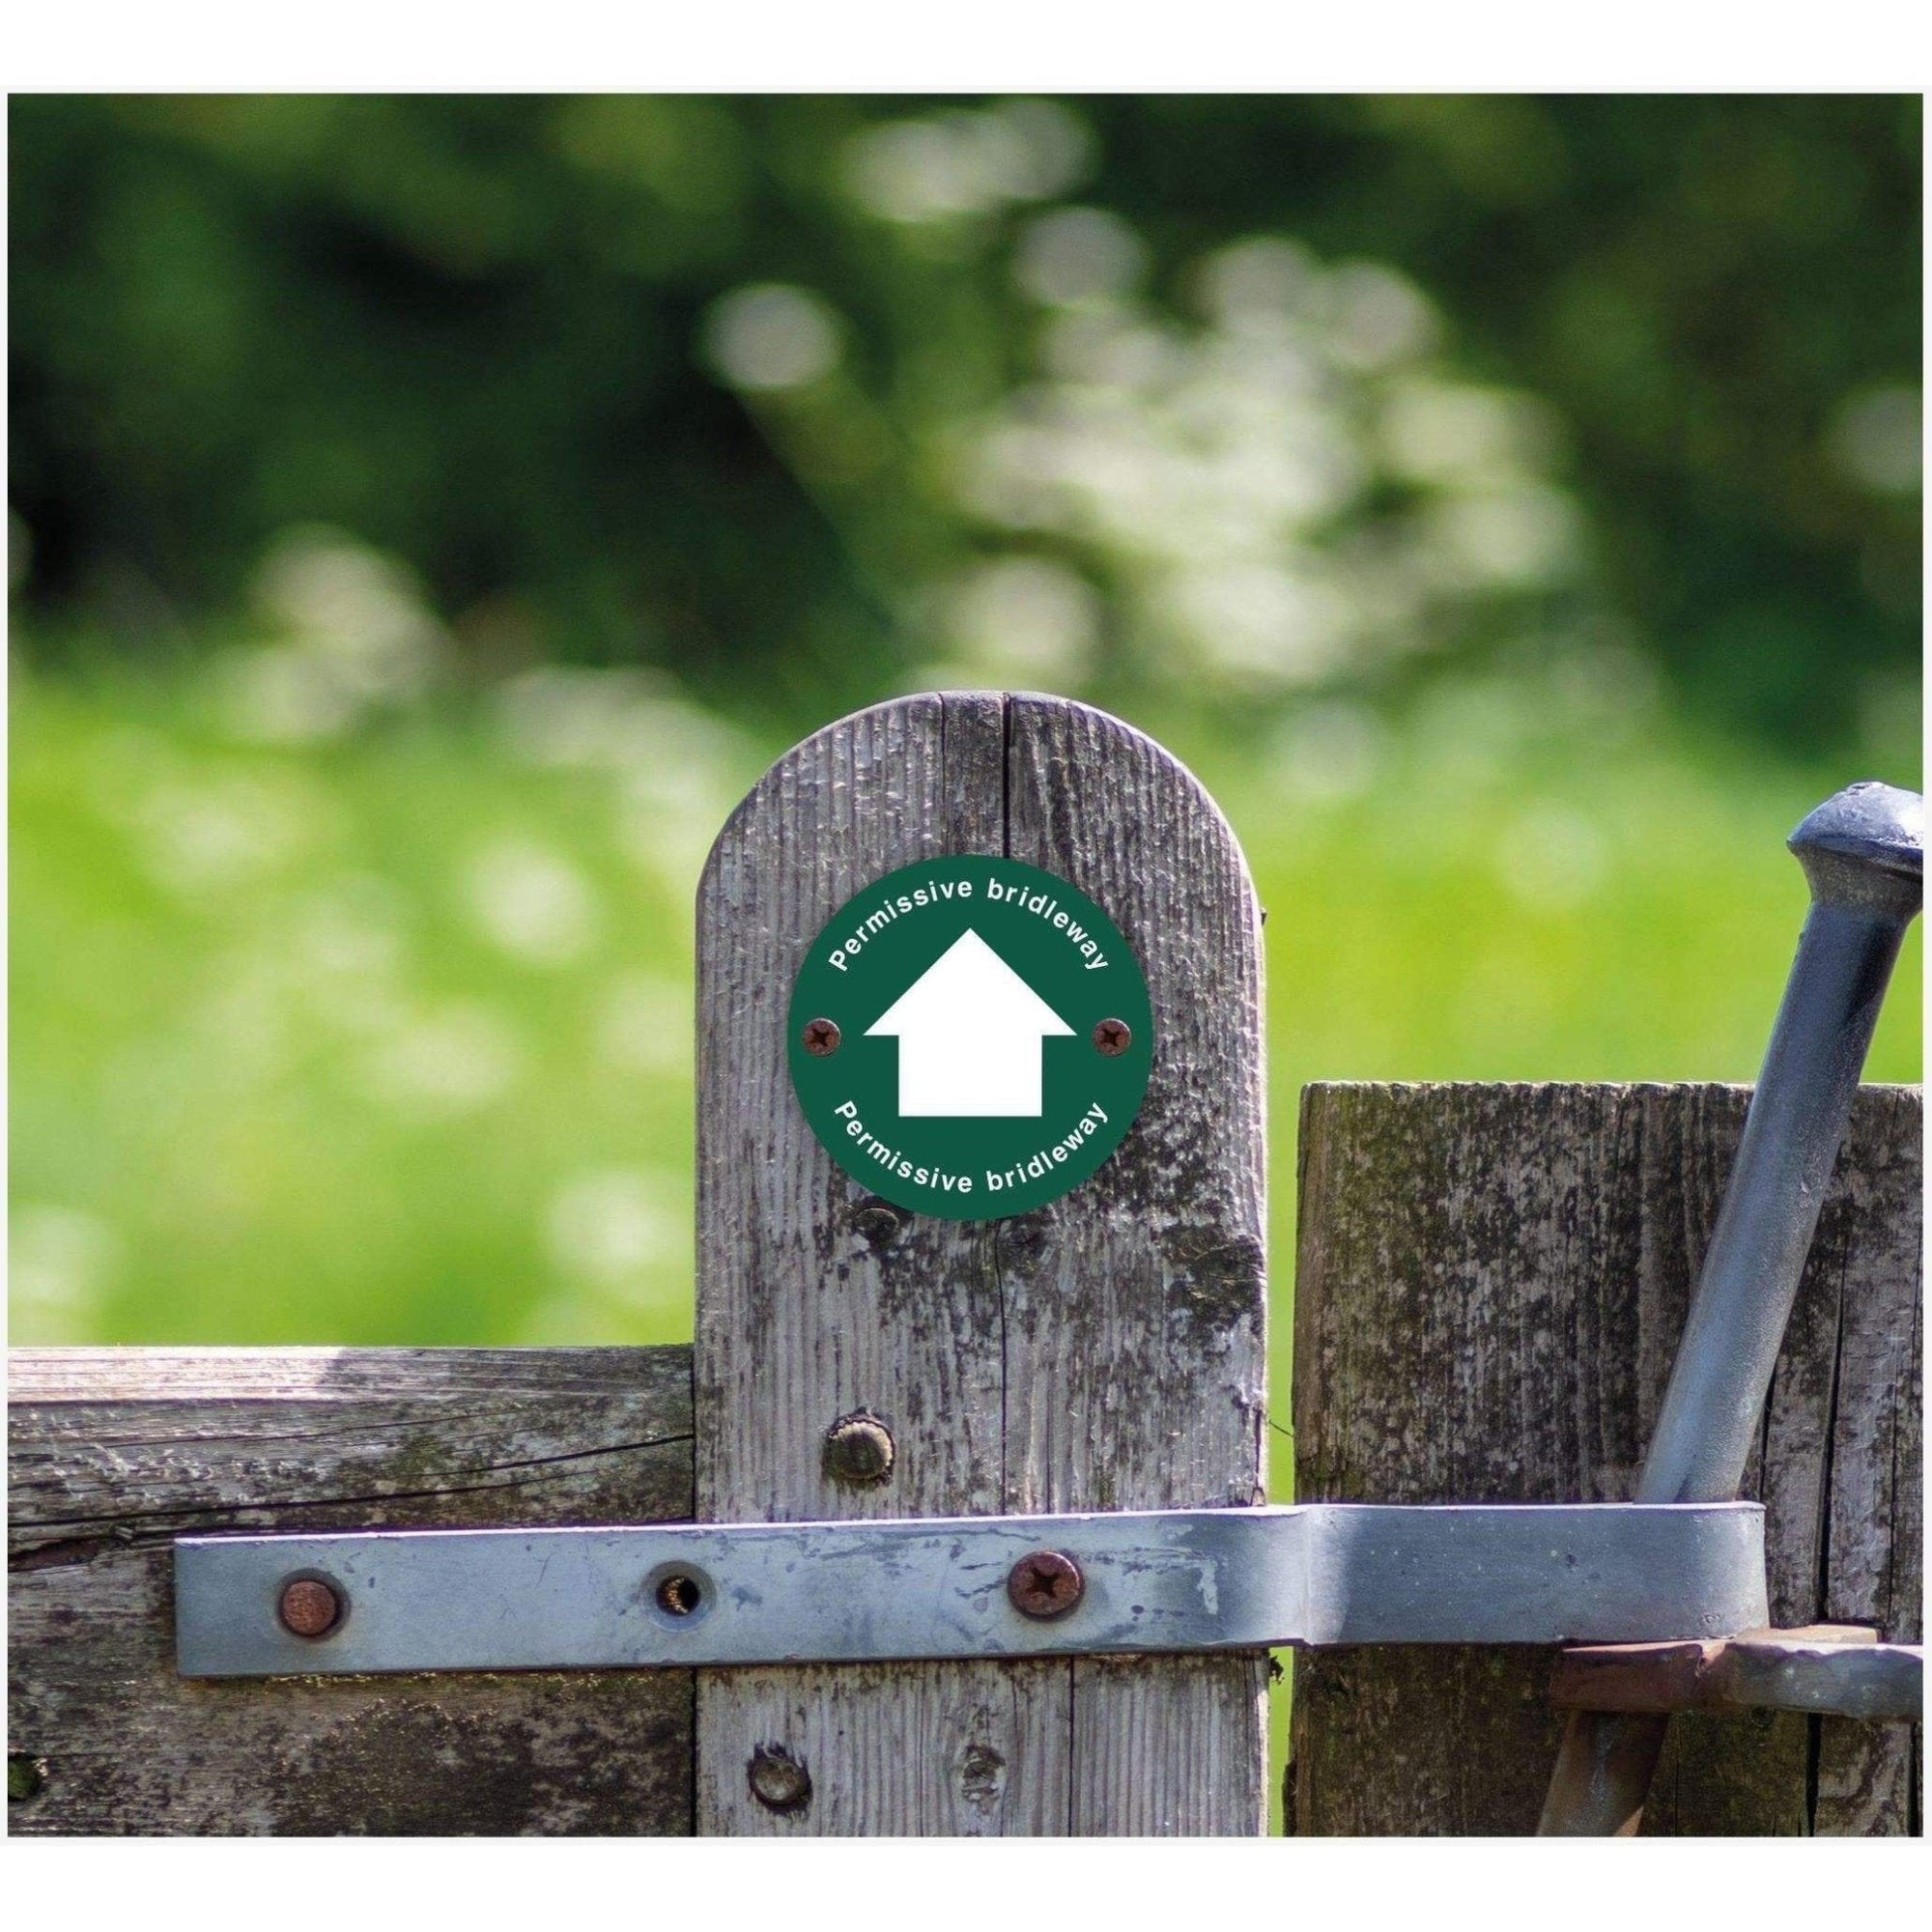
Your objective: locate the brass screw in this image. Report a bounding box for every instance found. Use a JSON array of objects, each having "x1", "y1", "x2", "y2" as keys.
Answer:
[
  {"x1": 747, "y1": 1744, "x2": 812, "y2": 1814},
  {"x1": 277, "y1": 1577, "x2": 343, "y2": 1639},
  {"x1": 1093, "y1": 1018, "x2": 1131, "y2": 1056},
  {"x1": 824, "y1": 1411, "x2": 895, "y2": 1487},
  {"x1": 802, "y1": 1017, "x2": 841, "y2": 1056},
  {"x1": 1007, "y1": 1549, "x2": 1084, "y2": 1619}
]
